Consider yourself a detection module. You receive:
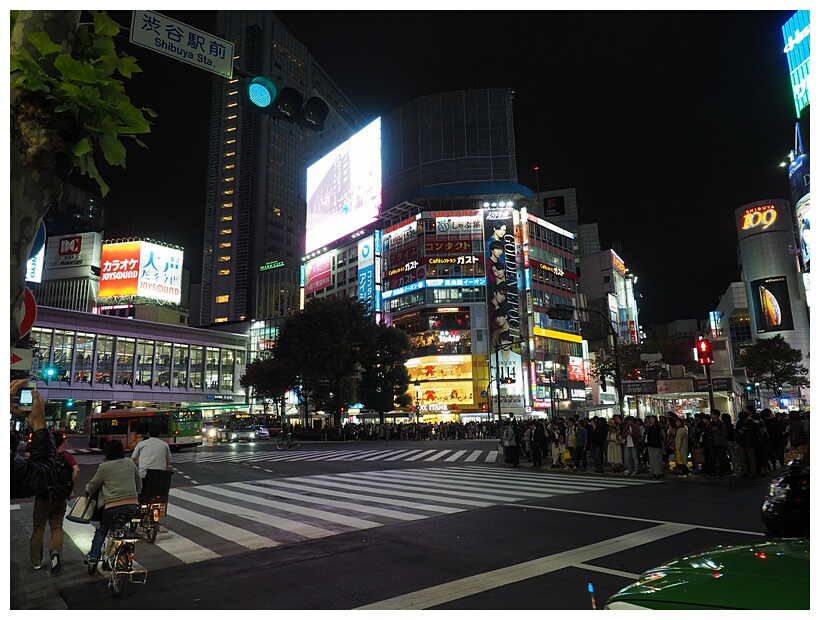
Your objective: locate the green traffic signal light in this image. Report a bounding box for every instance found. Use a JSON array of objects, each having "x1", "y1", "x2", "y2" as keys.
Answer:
[
  {"x1": 44, "y1": 367, "x2": 57, "y2": 378},
  {"x1": 66, "y1": 399, "x2": 73, "y2": 407},
  {"x1": 244, "y1": 76, "x2": 278, "y2": 110}
]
